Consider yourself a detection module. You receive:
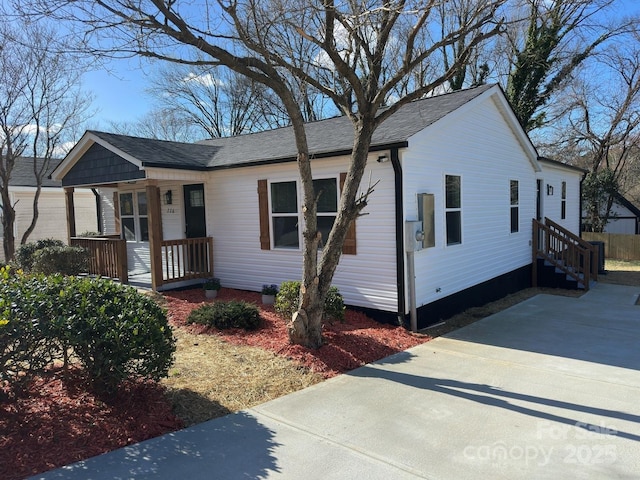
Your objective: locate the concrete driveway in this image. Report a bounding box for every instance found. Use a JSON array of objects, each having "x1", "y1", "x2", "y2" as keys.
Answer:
[{"x1": 32, "y1": 283, "x2": 640, "y2": 479}]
